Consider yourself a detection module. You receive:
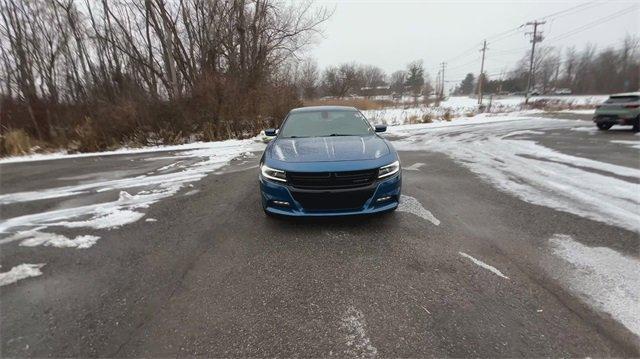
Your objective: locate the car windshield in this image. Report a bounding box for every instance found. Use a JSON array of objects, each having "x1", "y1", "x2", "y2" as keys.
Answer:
[
  {"x1": 279, "y1": 110, "x2": 374, "y2": 138},
  {"x1": 605, "y1": 95, "x2": 640, "y2": 103}
]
